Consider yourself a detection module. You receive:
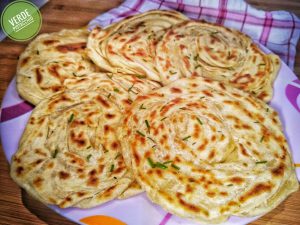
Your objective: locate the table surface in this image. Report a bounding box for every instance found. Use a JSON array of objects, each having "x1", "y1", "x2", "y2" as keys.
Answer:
[{"x1": 0, "y1": 1, "x2": 300, "y2": 225}]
